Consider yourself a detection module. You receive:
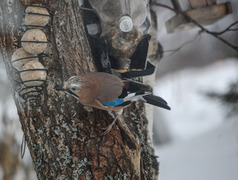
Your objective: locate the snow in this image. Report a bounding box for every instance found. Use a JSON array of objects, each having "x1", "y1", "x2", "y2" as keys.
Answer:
[
  {"x1": 155, "y1": 118, "x2": 238, "y2": 180},
  {"x1": 153, "y1": 59, "x2": 238, "y2": 180},
  {"x1": 0, "y1": 167, "x2": 3, "y2": 180},
  {"x1": 154, "y1": 59, "x2": 238, "y2": 141},
  {"x1": 0, "y1": 64, "x2": 37, "y2": 180}
]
